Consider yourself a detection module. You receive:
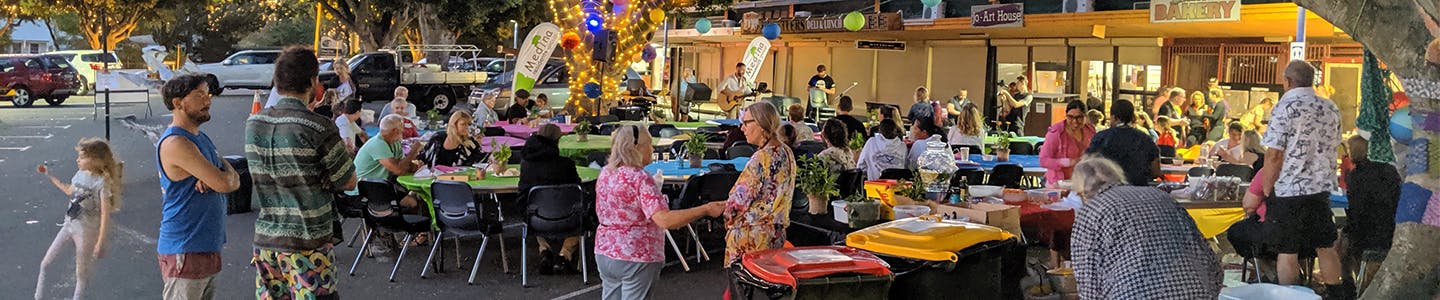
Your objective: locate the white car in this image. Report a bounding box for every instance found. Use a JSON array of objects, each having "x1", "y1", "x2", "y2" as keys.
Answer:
[
  {"x1": 193, "y1": 50, "x2": 279, "y2": 90},
  {"x1": 43, "y1": 50, "x2": 119, "y2": 96}
]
